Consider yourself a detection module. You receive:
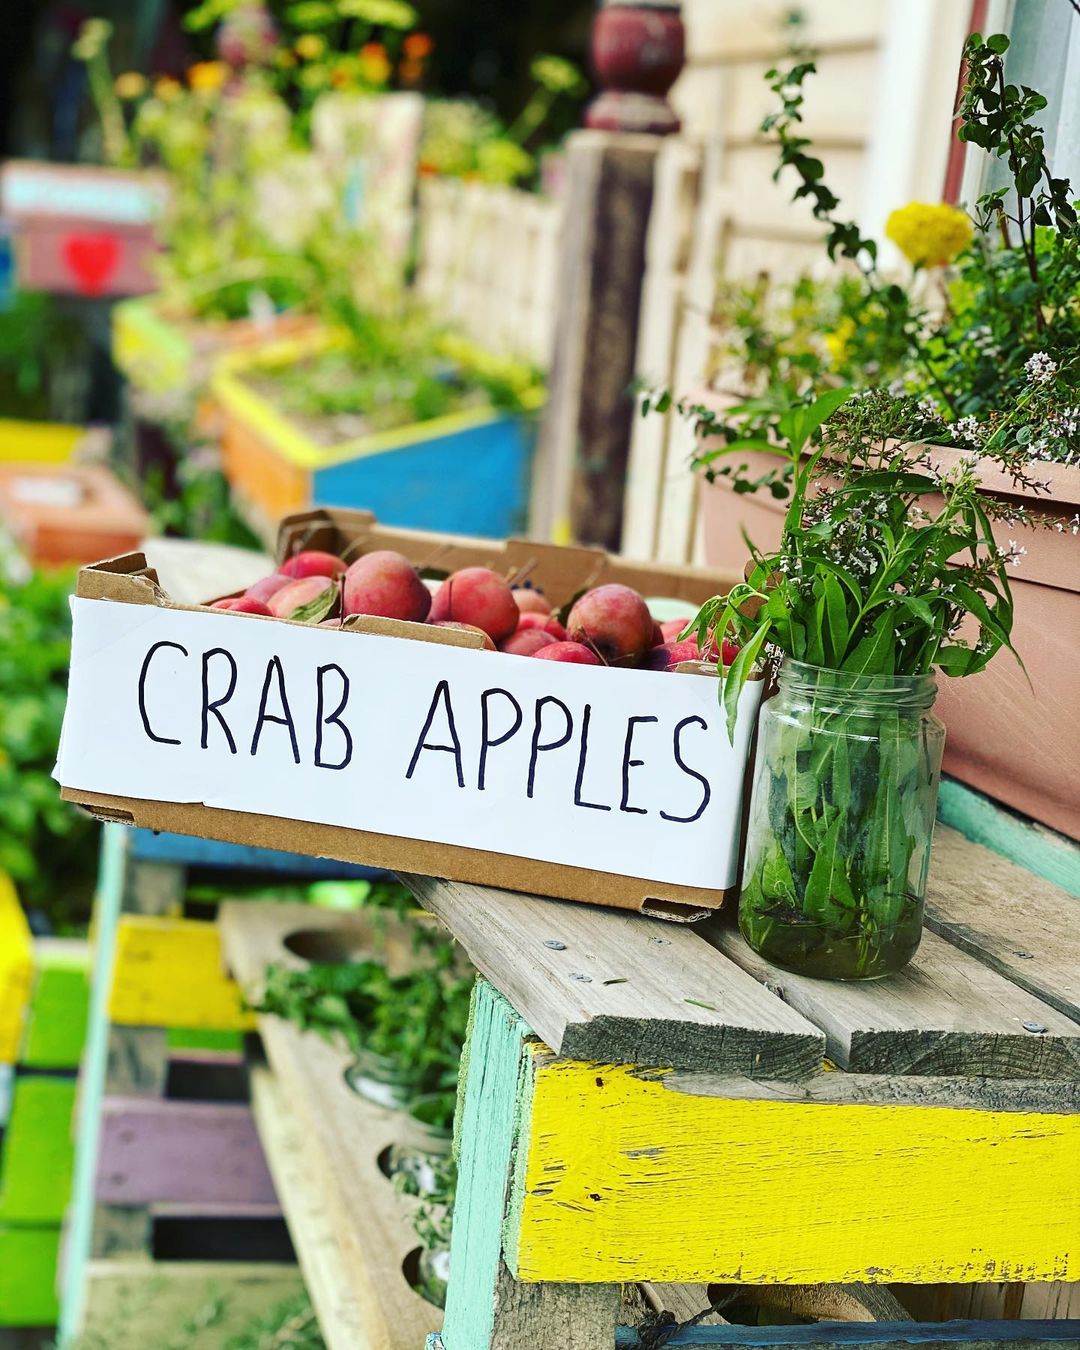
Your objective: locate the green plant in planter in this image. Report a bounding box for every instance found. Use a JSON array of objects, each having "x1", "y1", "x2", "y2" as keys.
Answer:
[
  {"x1": 251, "y1": 892, "x2": 472, "y2": 1110},
  {"x1": 687, "y1": 388, "x2": 1047, "y2": 979},
  {"x1": 697, "y1": 32, "x2": 1080, "y2": 468}
]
